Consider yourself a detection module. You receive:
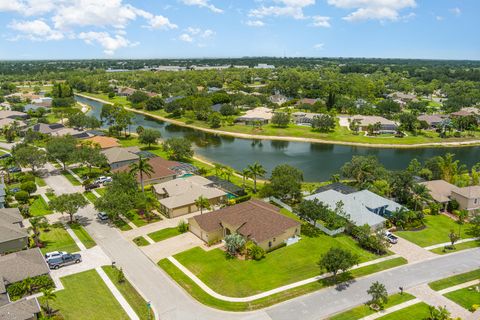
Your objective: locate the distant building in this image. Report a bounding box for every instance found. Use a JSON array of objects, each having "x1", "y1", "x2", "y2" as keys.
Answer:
[
  {"x1": 269, "y1": 94, "x2": 288, "y2": 105},
  {"x1": 348, "y1": 115, "x2": 398, "y2": 133},
  {"x1": 291, "y1": 112, "x2": 322, "y2": 125},
  {"x1": 236, "y1": 107, "x2": 274, "y2": 125},
  {"x1": 116, "y1": 87, "x2": 136, "y2": 97},
  {"x1": 296, "y1": 98, "x2": 318, "y2": 106},
  {"x1": 254, "y1": 64, "x2": 275, "y2": 69},
  {"x1": 84, "y1": 136, "x2": 120, "y2": 150},
  {"x1": 417, "y1": 114, "x2": 448, "y2": 128}
]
